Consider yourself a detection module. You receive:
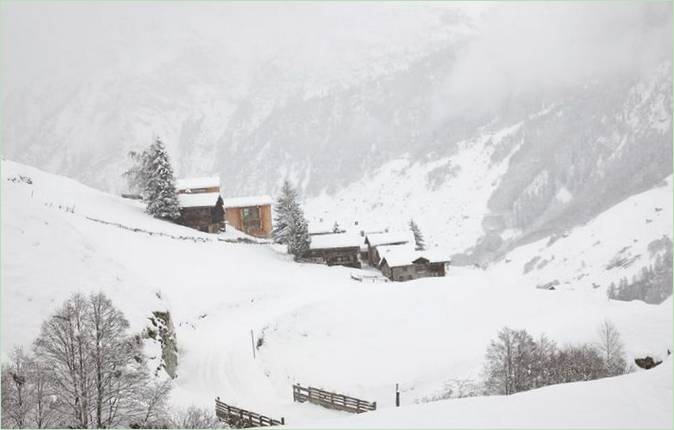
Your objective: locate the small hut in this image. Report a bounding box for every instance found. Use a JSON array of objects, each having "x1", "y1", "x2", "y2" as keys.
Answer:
[
  {"x1": 303, "y1": 233, "x2": 362, "y2": 268},
  {"x1": 364, "y1": 231, "x2": 415, "y2": 266},
  {"x1": 177, "y1": 193, "x2": 224, "y2": 233},
  {"x1": 378, "y1": 245, "x2": 450, "y2": 282}
]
